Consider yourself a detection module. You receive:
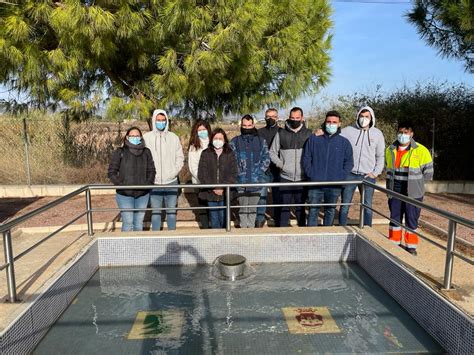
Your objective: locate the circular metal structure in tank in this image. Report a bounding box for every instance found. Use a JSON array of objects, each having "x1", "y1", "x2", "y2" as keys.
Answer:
[{"x1": 216, "y1": 254, "x2": 247, "y2": 281}]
